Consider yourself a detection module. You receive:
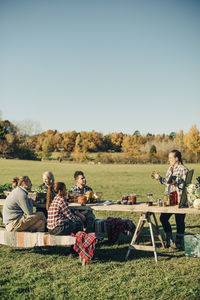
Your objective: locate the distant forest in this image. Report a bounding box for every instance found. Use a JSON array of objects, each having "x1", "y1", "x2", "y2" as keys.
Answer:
[{"x1": 0, "y1": 120, "x2": 200, "y2": 163}]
